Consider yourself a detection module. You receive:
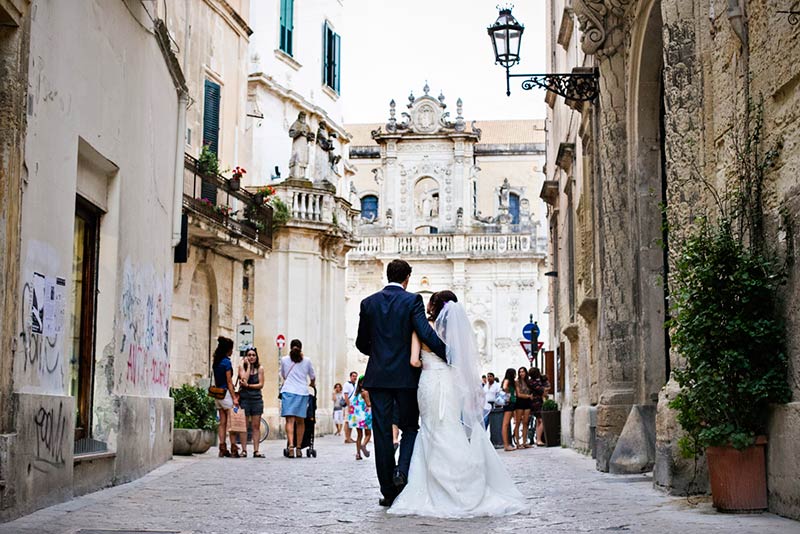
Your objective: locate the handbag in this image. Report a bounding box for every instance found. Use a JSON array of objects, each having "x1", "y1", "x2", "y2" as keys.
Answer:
[
  {"x1": 208, "y1": 385, "x2": 226, "y2": 400},
  {"x1": 495, "y1": 390, "x2": 509, "y2": 407}
]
